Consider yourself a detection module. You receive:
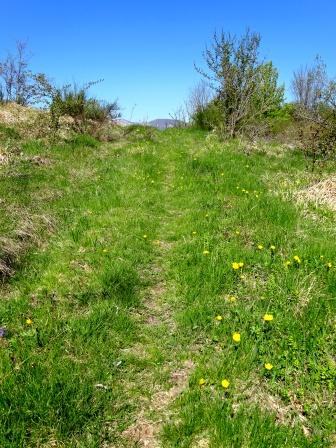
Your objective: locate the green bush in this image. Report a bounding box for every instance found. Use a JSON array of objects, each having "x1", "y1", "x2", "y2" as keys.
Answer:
[
  {"x1": 192, "y1": 100, "x2": 223, "y2": 130},
  {"x1": 68, "y1": 134, "x2": 99, "y2": 149},
  {"x1": 265, "y1": 103, "x2": 296, "y2": 135},
  {"x1": 123, "y1": 124, "x2": 157, "y2": 142},
  {"x1": 0, "y1": 123, "x2": 21, "y2": 140}
]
